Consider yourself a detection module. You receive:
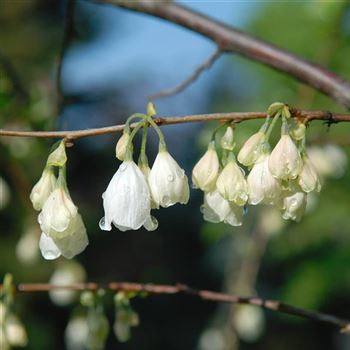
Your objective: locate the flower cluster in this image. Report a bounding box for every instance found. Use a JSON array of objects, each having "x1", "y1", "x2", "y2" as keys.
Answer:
[
  {"x1": 30, "y1": 141, "x2": 88, "y2": 260},
  {"x1": 192, "y1": 103, "x2": 321, "y2": 225},
  {"x1": 100, "y1": 103, "x2": 189, "y2": 232}
]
